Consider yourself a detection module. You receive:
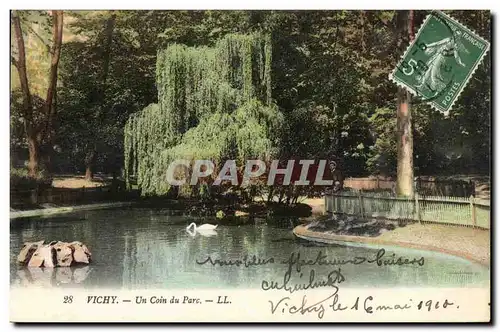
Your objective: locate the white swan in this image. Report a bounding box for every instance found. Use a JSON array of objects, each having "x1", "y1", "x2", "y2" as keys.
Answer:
[
  {"x1": 186, "y1": 228, "x2": 218, "y2": 238},
  {"x1": 186, "y1": 223, "x2": 218, "y2": 232}
]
